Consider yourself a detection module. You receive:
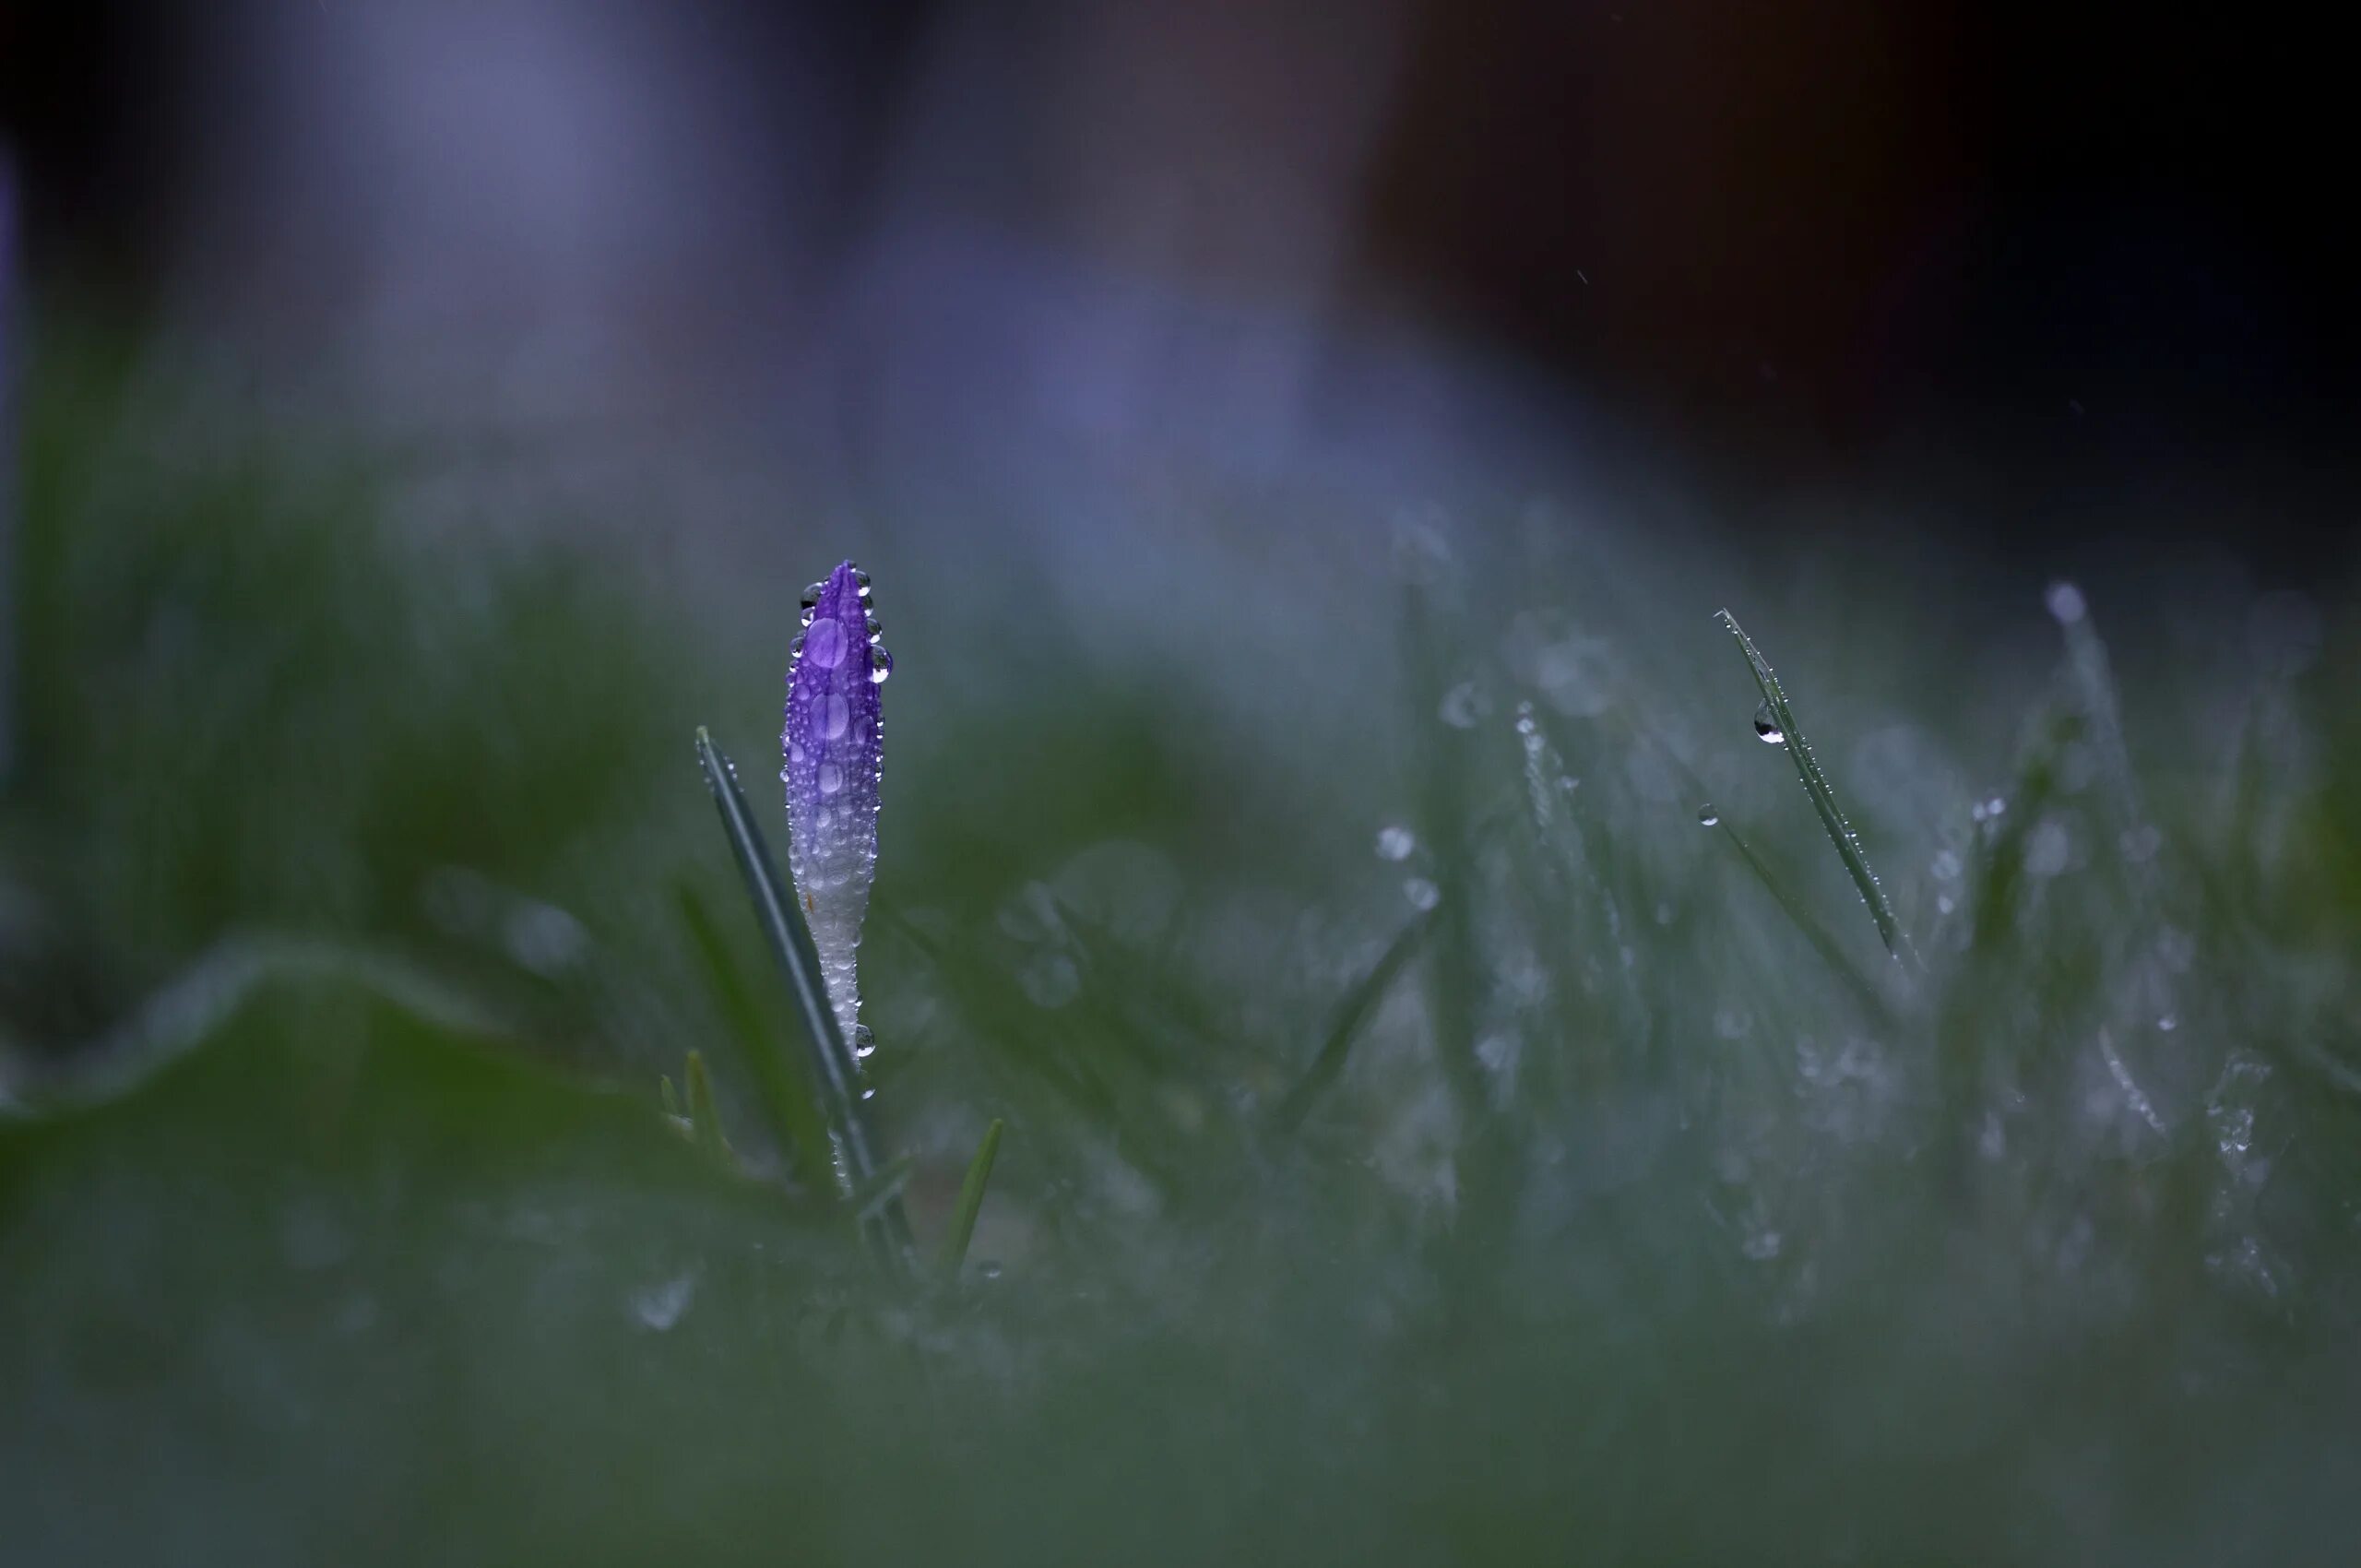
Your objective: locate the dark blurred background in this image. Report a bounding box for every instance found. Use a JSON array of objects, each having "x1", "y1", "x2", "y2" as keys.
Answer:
[{"x1": 3, "y1": 0, "x2": 2354, "y2": 573}]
